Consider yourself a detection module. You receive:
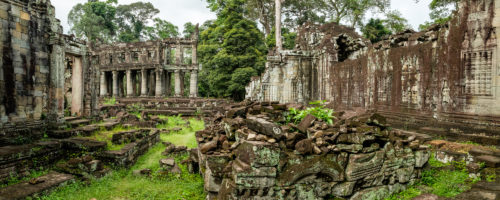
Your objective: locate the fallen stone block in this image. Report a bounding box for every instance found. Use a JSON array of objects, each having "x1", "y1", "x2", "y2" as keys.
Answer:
[{"x1": 0, "y1": 172, "x2": 74, "y2": 199}]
